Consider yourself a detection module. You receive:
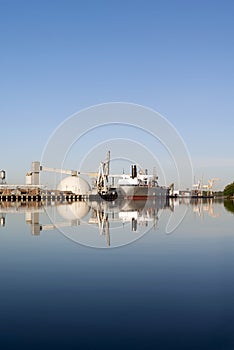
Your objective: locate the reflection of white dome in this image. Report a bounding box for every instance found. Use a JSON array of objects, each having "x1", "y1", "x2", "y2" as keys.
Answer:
[
  {"x1": 57, "y1": 202, "x2": 90, "y2": 220},
  {"x1": 57, "y1": 176, "x2": 91, "y2": 195}
]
